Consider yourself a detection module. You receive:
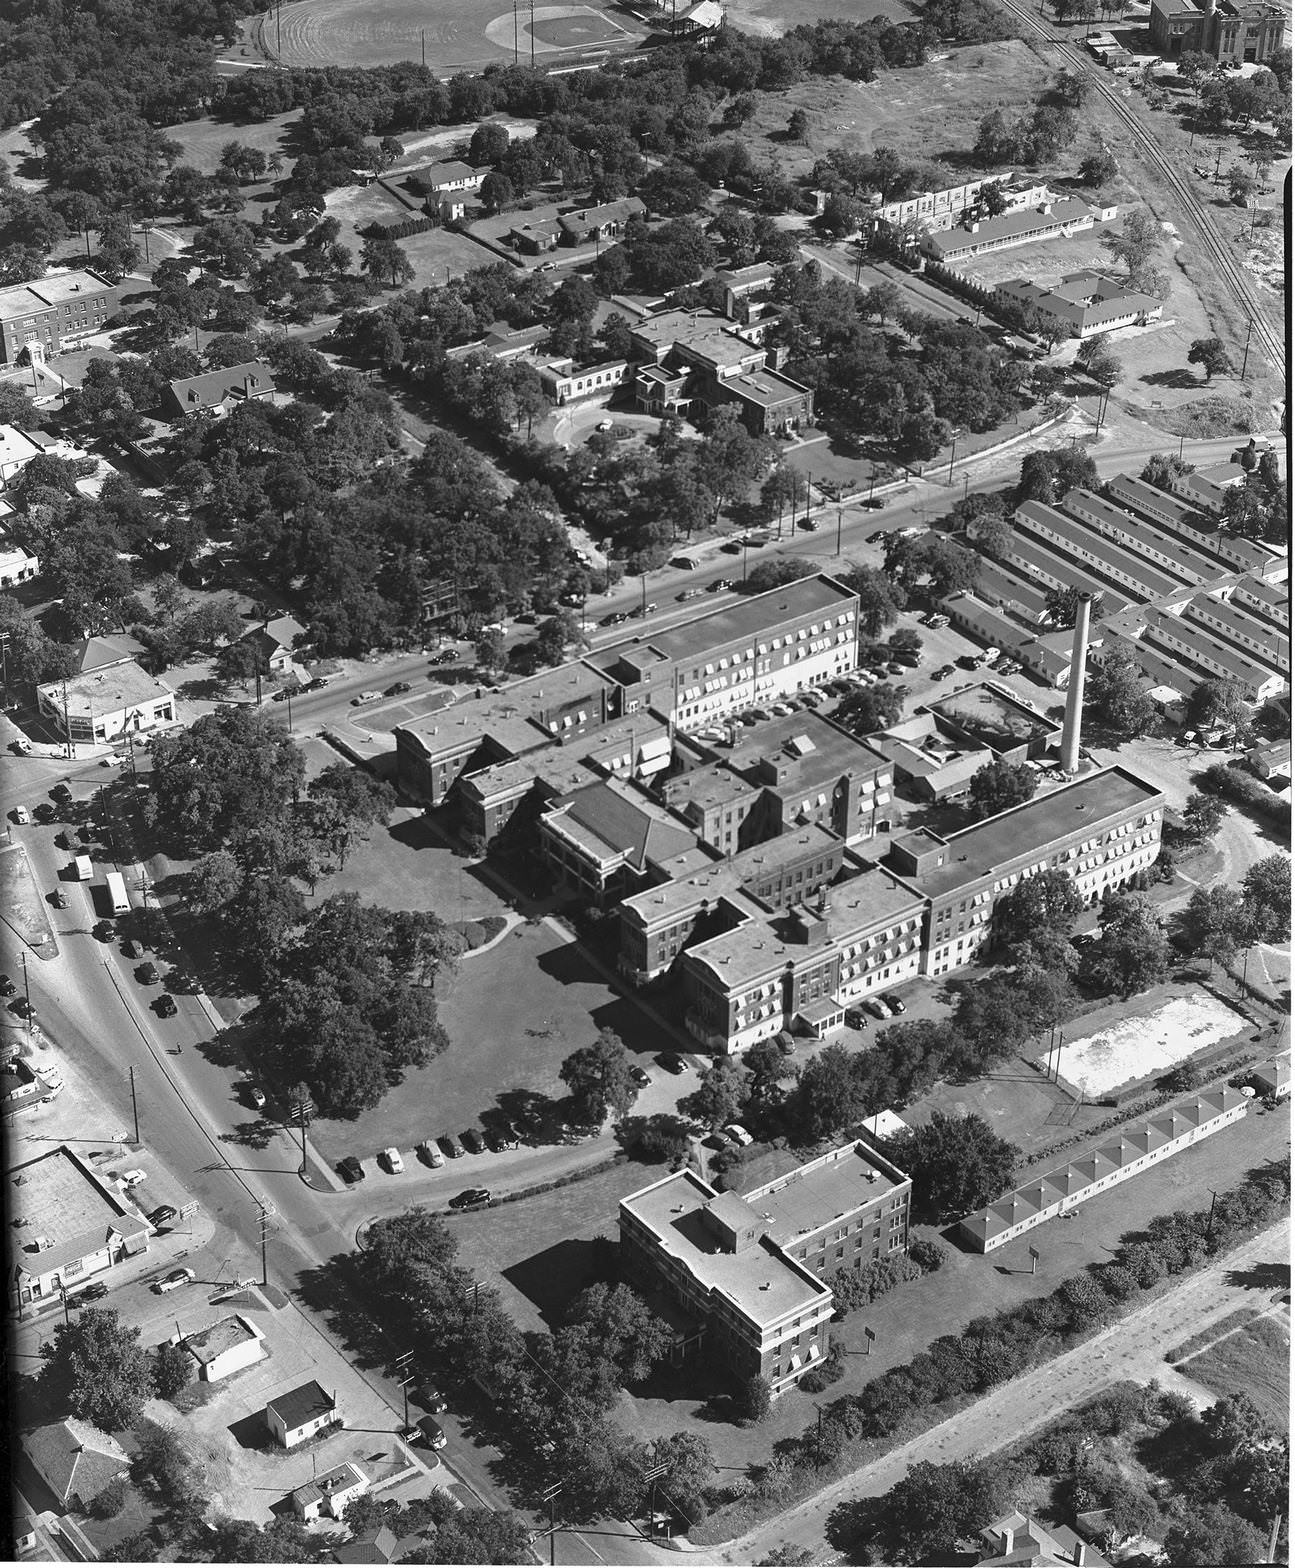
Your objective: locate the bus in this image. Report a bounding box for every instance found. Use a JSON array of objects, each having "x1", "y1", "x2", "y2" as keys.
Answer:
[{"x1": 104, "y1": 871, "x2": 130, "y2": 916}]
